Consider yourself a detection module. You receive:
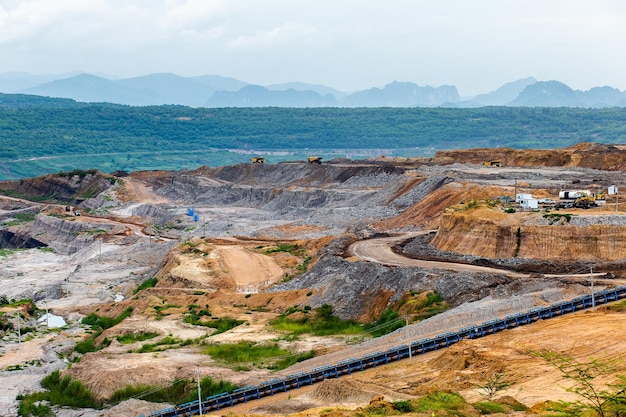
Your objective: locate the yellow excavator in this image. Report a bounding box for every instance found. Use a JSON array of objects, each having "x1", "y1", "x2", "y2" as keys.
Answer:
[
  {"x1": 307, "y1": 156, "x2": 322, "y2": 164},
  {"x1": 251, "y1": 157, "x2": 265, "y2": 164}
]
